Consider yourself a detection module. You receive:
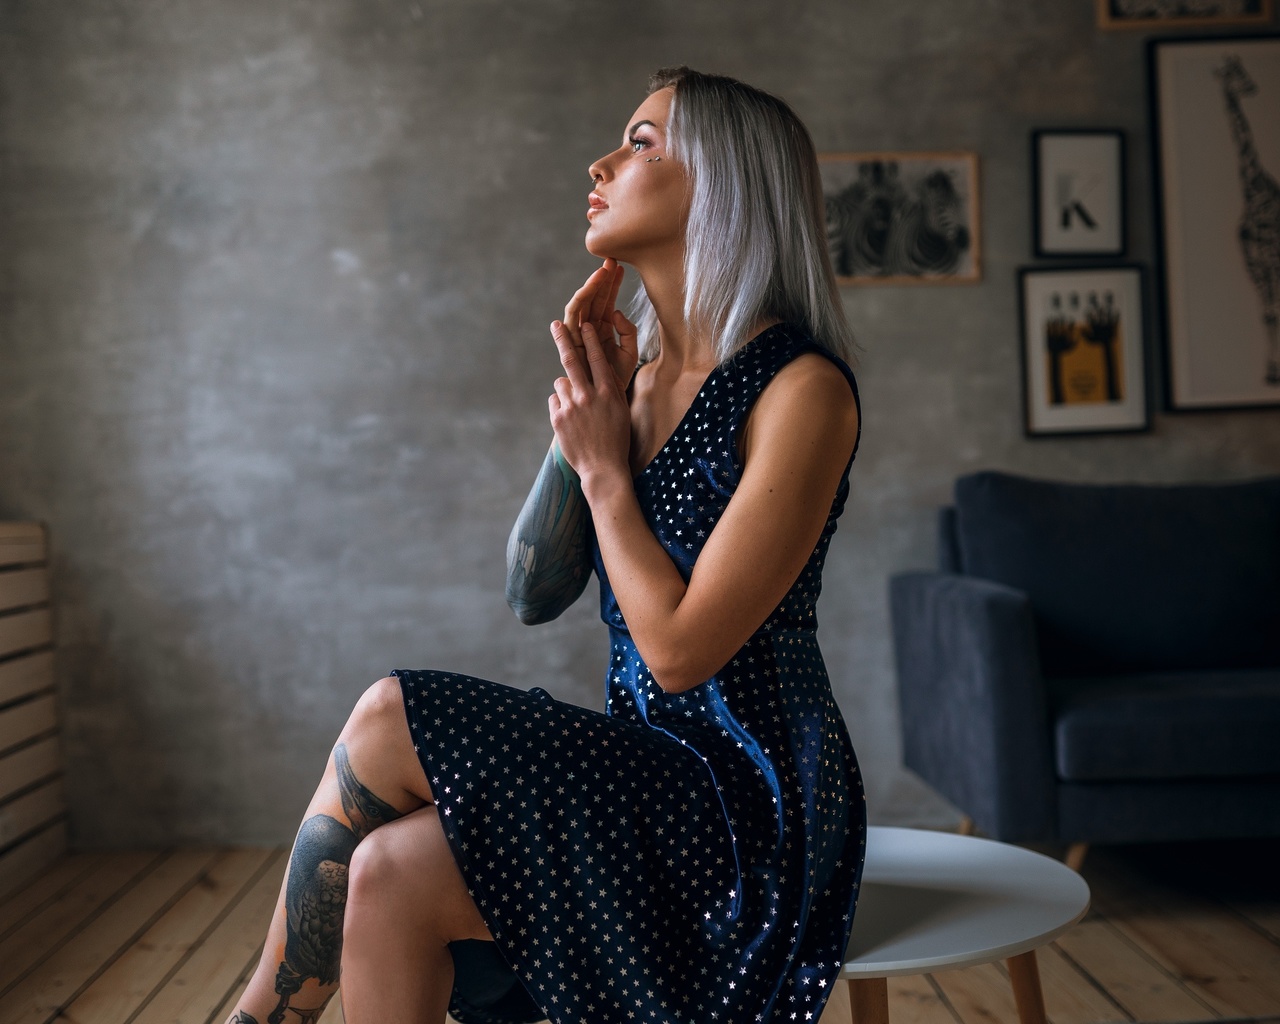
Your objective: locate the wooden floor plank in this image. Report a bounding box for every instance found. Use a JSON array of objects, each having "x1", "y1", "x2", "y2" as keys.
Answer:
[
  {"x1": 59, "y1": 849, "x2": 275, "y2": 1024},
  {"x1": 0, "y1": 852, "x2": 96, "y2": 940},
  {"x1": 0, "y1": 850, "x2": 162, "y2": 995},
  {"x1": 131, "y1": 850, "x2": 286, "y2": 1024},
  {"x1": 0, "y1": 821, "x2": 68, "y2": 902},
  {"x1": 1034, "y1": 940, "x2": 1131, "y2": 1024},
  {"x1": 0, "y1": 848, "x2": 220, "y2": 1024},
  {"x1": 1088, "y1": 858, "x2": 1280, "y2": 1017},
  {"x1": 205, "y1": 961, "x2": 255, "y2": 1024},
  {"x1": 1051, "y1": 913, "x2": 1217, "y2": 1022},
  {"x1": 929, "y1": 961, "x2": 1022, "y2": 1024},
  {"x1": 888, "y1": 974, "x2": 961, "y2": 1024}
]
